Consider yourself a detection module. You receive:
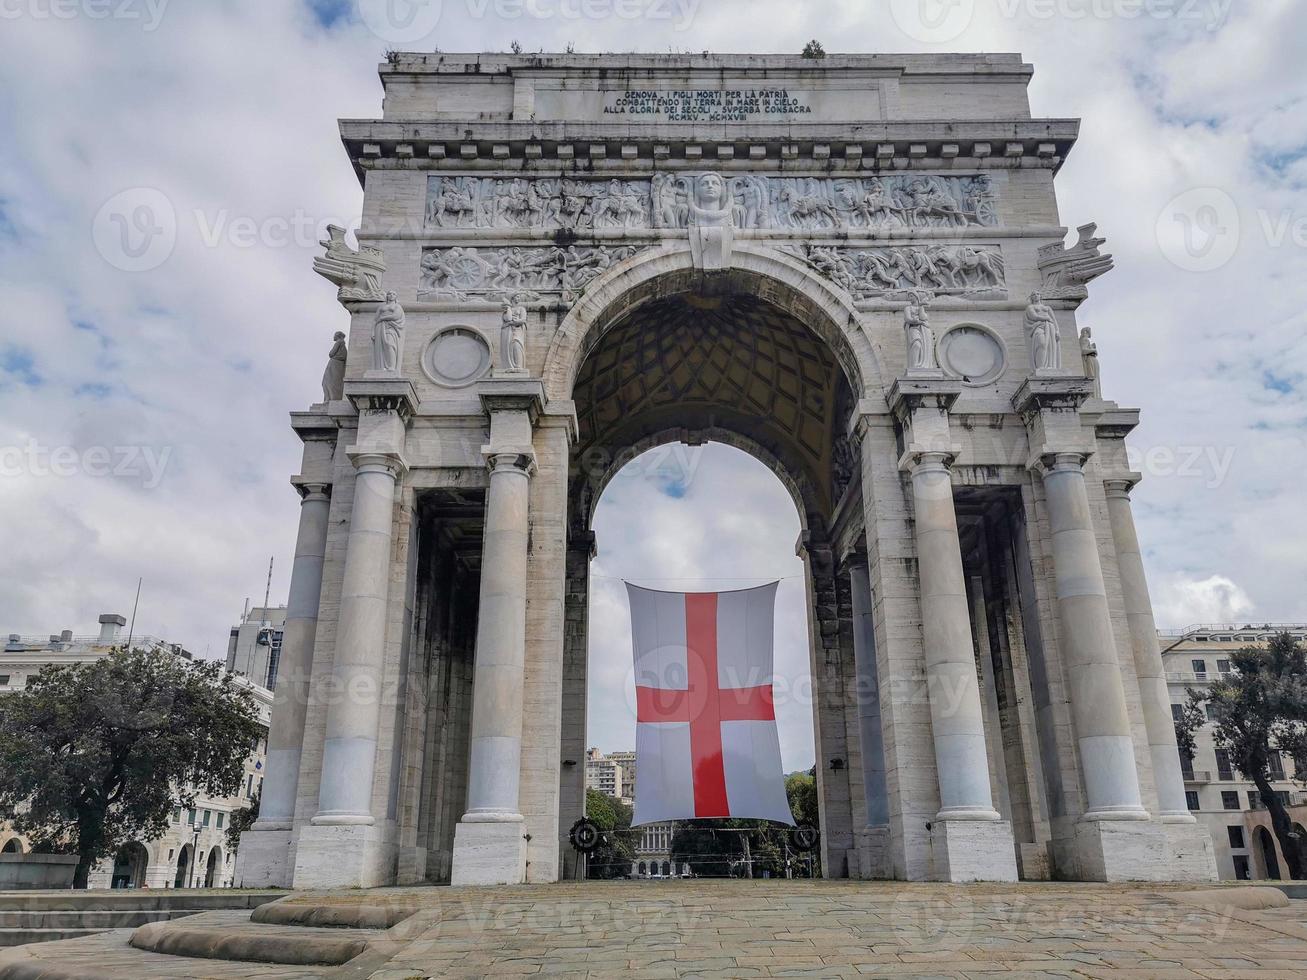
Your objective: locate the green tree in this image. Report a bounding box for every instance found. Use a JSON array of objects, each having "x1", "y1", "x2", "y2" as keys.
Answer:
[
  {"x1": 1193, "y1": 633, "x2": 1307, "y2": 879},
  {"x1": 584, "y1": 788, "x2": 636, "y2": 879},
  {"x1": 0, "y1": 648, "x2": 263, "y2": 888},
  {"x1": 801, "y1": 40, "x2": 826, "y2": 59},
  {"x1": 1172, "y1": 696, "x2": 1206, "y2": 770},
  {"x1": 226, "y1": 788, "x2": 259, "y2": 857}
]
